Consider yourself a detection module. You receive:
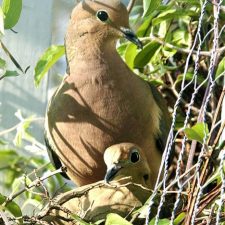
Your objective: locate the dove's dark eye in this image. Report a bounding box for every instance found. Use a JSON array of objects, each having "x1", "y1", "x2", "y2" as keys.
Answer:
[
  {"x1": 143, "y1": 174, "x2": 149, "y2": 181},
  {"x1": 96, "y1": 10, "x2": 109, "y2": 22},
  {"x1": 130, "y1": 149, "x2": 140, "y2": 163}
]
